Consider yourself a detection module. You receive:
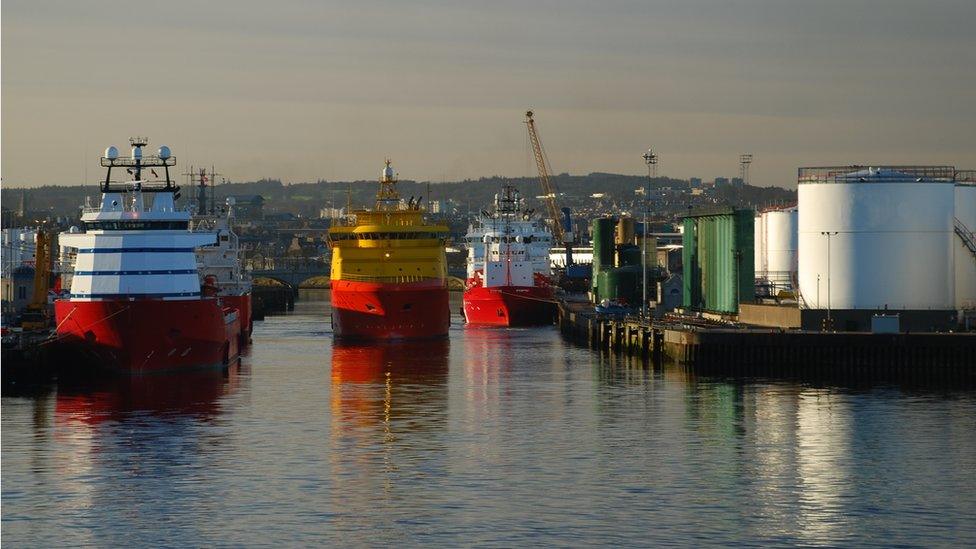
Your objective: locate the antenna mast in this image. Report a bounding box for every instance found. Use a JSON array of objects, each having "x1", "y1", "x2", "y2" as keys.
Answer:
[
  {"x1": 375, "y1": 158, "x2": 400, "y2": 211},
  {"x1": 209, "y1": 165, "x2": 222, "y2": 213}
]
